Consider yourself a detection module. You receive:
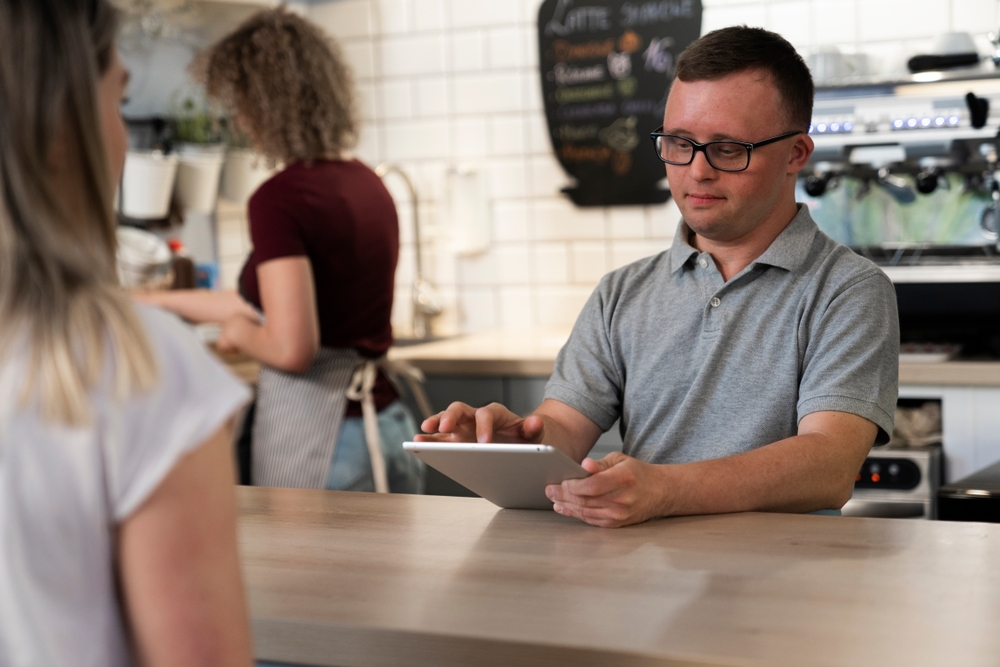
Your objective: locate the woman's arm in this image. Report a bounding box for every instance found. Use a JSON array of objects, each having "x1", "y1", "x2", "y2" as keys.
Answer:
[
  {"x1": 134, "y1": 290, "x2": 258, "y2": 325},
  {"x1": 117, "y1": 421, "x2": 253, "y2": 667},
  {"x1": 216, "y1": 257, "x2": 320, "y2": 374}
]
